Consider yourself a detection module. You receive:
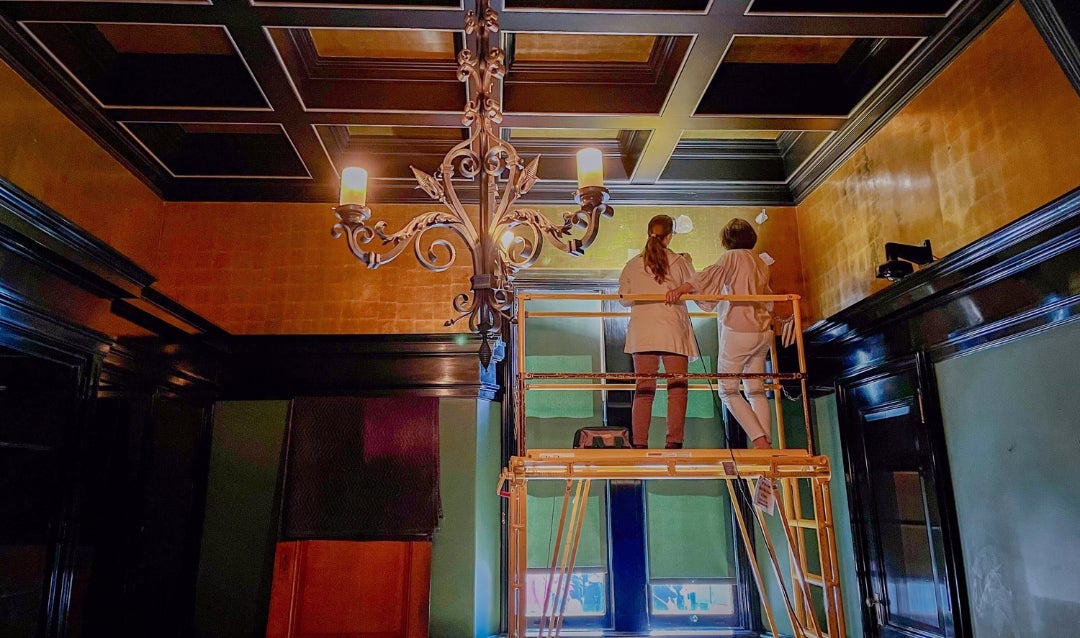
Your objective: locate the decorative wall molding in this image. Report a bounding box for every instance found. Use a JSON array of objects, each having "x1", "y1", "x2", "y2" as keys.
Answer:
[
  {"x1": 0, "y1": 174, "x2": 228, "y2": 340},
  {"x1": 1022, "y1": 0, "x2": 1080, "y2": 96},
  {"x1": 221, "y1": 334, "x2": 500, "y2": 401},
  {"x1": 805, "y1": 186, "x2": 1080, "y2": 386}
]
